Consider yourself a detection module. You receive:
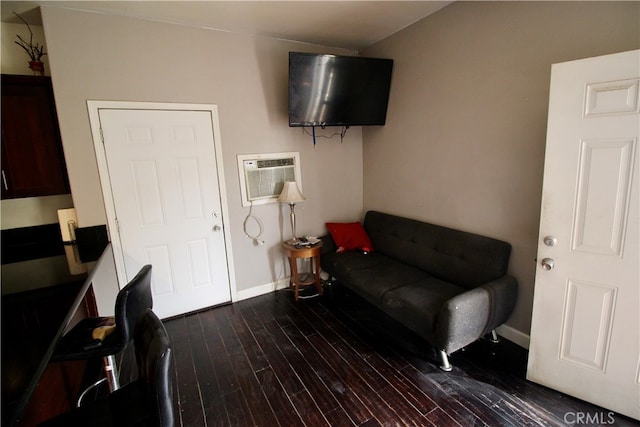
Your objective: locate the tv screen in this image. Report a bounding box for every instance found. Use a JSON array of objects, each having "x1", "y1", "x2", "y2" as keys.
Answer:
[{"x1": 288, "y1": 52, "x2": 393, "y2": 127}]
